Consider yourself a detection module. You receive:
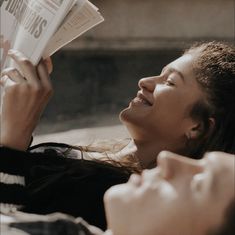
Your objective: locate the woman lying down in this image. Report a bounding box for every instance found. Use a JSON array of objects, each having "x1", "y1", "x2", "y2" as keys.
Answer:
[
  {"x1": 1, "y1": 150, "x2": 235, "y2": 235},
  {"x1": 0, "y1": 42, "x2": 234, "y2": 234}
]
